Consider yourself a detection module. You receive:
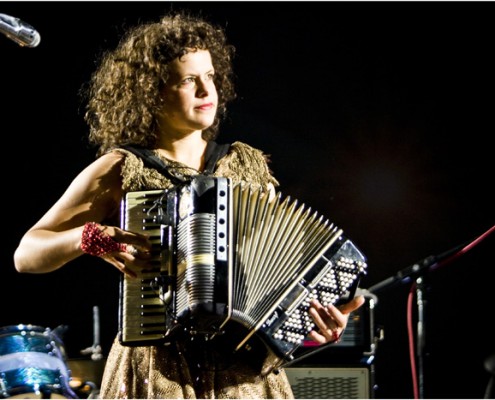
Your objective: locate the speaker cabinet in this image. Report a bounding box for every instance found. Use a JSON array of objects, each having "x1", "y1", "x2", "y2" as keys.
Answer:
[
  {"x1": 285, "y1": 367, "x2": 372, "y2": 399},
  {"x1": 285, "y1": 291, "x2": 378, "y2": 398}
]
